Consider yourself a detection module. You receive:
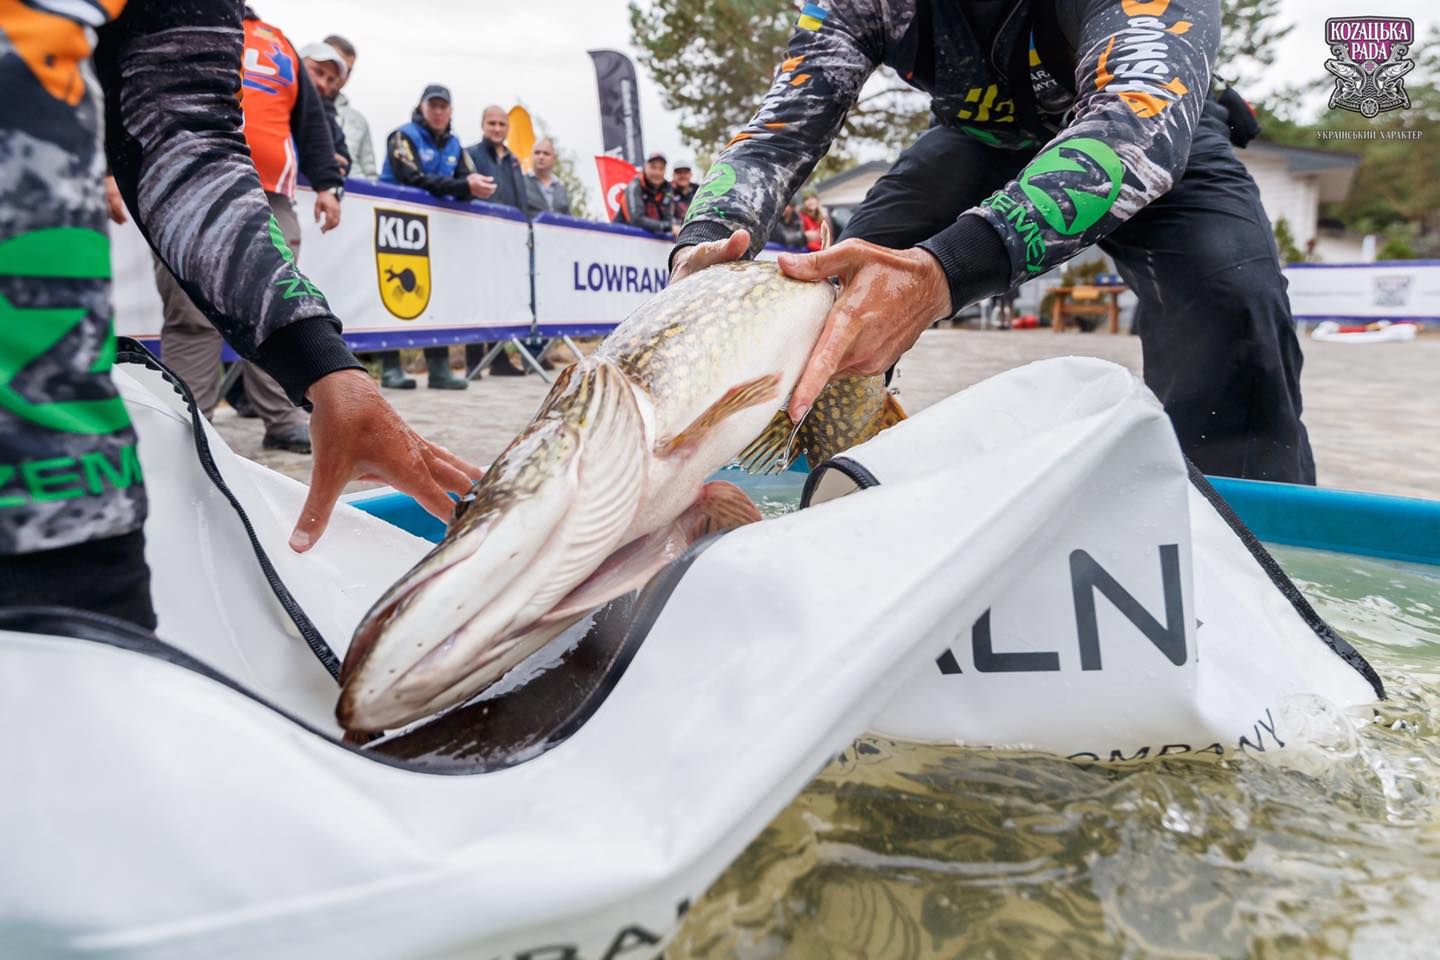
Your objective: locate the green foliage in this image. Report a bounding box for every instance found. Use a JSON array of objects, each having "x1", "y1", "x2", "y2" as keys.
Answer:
[
  {"x1": 1378, "y1": 226, "x2": 1417, "y2": 261},
  {"x1": 534, "y1": 116, "x2": 594, "y2": 220},
  {"x1": 1272, "y1": 217, "x2": 1304, "y2": 264},
  {"x1": 628, "y1": 0, "x2": 928, "y2": 178},
  {"x1": 1216, "y1": 0, "x2": 1294, "y2": 87},
  {"x1": 1246, "y1": 24, "x2": 1440, "y2": 252},
  {"x1": 549, "y1": 139, "x2": 594, "y2": 221}
]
